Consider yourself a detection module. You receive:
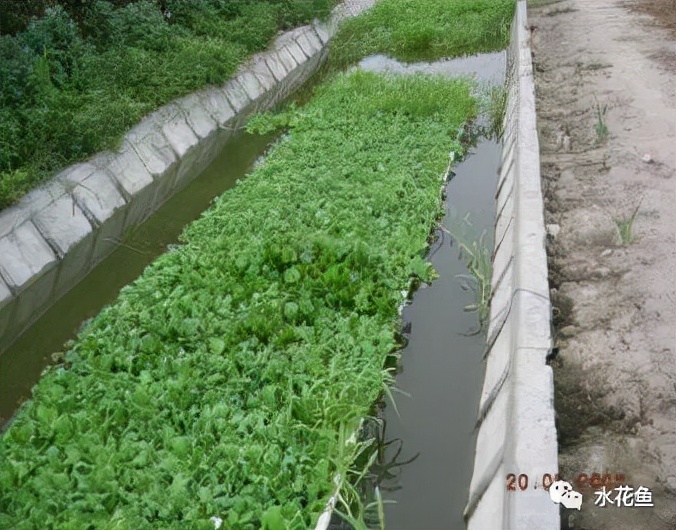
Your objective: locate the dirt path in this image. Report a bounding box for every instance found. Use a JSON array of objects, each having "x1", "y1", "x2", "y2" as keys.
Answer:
[{"x1": 529, "y1": 0, "x2": 676, "y2": 528}]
